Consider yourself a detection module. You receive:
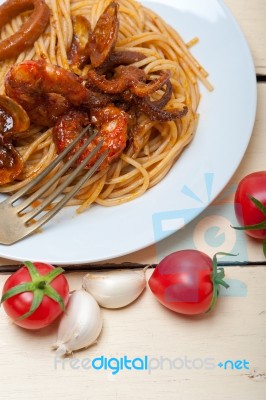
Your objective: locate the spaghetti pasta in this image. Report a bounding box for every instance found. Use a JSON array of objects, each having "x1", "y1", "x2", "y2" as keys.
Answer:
[{"x1": 0, "y1": 0, "x2": 212, "y2": 212}]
